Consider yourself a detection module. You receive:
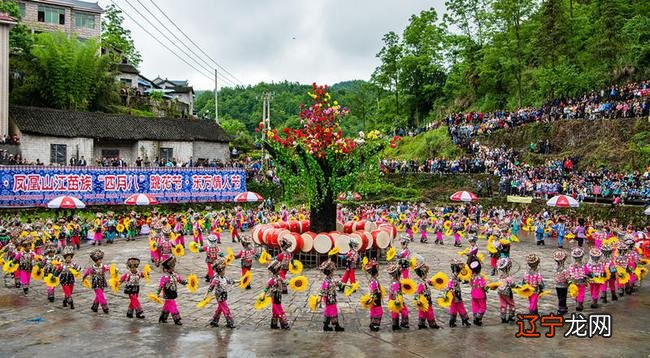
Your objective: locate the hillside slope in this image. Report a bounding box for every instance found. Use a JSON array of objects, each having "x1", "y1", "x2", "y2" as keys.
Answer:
[{"x1": 481, "y1": 118, "x2": 650, "y2": 171}]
